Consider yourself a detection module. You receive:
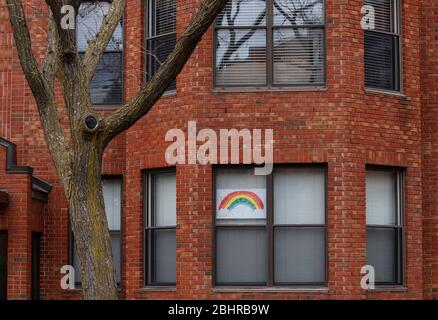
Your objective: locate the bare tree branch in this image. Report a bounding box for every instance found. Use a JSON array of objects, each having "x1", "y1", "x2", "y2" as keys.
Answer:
[
  {"x1": 101, "y1": 0, "x2": 229, "y2": 143},
  {"x1": 7, "y1": 0, "x2": 71, "y2": 188},
  {"x1": 81, "y1": 0, "x2": 125, "y2": 83}
]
